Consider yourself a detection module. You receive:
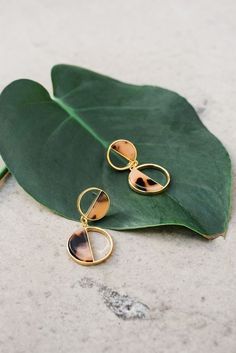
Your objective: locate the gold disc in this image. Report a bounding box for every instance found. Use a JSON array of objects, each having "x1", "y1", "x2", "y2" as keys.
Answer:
[
  {"x1": 107, "y1": 139, "x2": 137, "y2": 170},
  {"x1": 77, "y1": 187, "x2": 110, "y2": 221},
  {"x1": 67, "y1": 226, "x2": 113, "y2": 266},
  {"x1": 128, "y1": 163, "x2": 170, "y2": 194}
]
